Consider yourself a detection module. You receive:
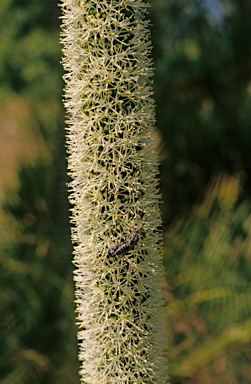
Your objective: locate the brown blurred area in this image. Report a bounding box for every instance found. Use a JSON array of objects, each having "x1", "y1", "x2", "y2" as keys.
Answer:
[{"x1": 0, "y1": 96, "x2": 46, "y2": 196}]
